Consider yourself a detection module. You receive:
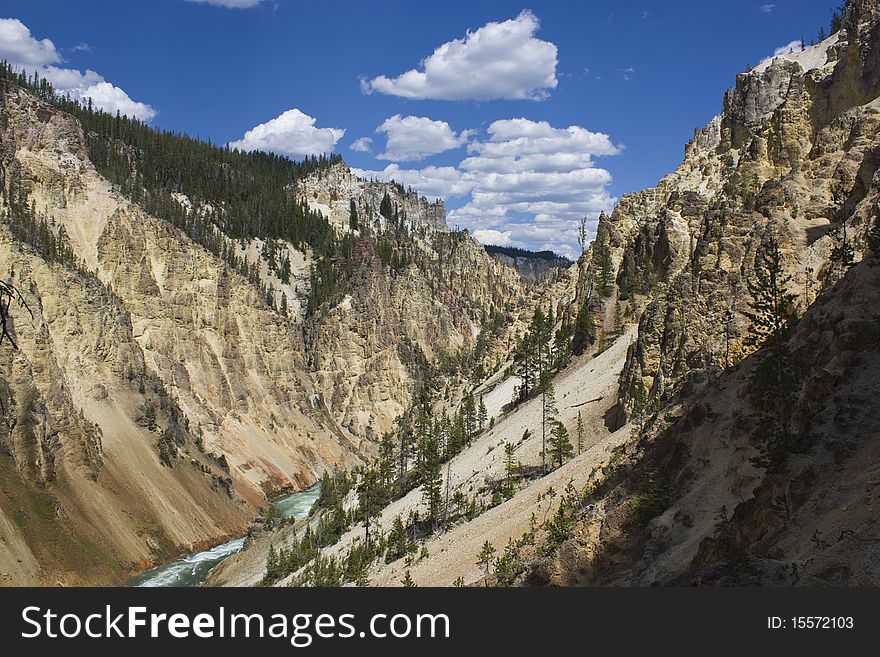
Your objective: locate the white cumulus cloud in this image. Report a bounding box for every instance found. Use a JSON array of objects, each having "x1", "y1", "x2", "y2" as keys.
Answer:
[
  {"x1": 461, "y1": 118, "x2": 618, "y2": 173},
  {"x1": 361, "y1": 10, "x2": 557, "y2": 101},
  {"x1": 349, "y1": 137, "x2": 373, "y2": 153},
  {"x1": 356, "y1": 117, "x2": 620, "y2": 258},
  {"x1": 773, "y1": 40, "x2": 803, "y2": 56},
  {"x1": 352, "y1": 164, "x2": 471, "y2": 201},
  {"x1": 0, "y1": 18, "x2": 60, "y2": 65},
  {"x1": 0, "y1": 18, "x2": 156, "y2": 121},
  {"x1": 229, "y1": 108, "x2": 345, "y2": 157},
  {"x1": 376, "y1": 114, "x2": 470, "y2": 161},
  {"x1": 472, "y1": 229, "x2": 512, "y2": 246},
  {"x1": 185, "y1": 0, "x2": 265, "y2": 8}
]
